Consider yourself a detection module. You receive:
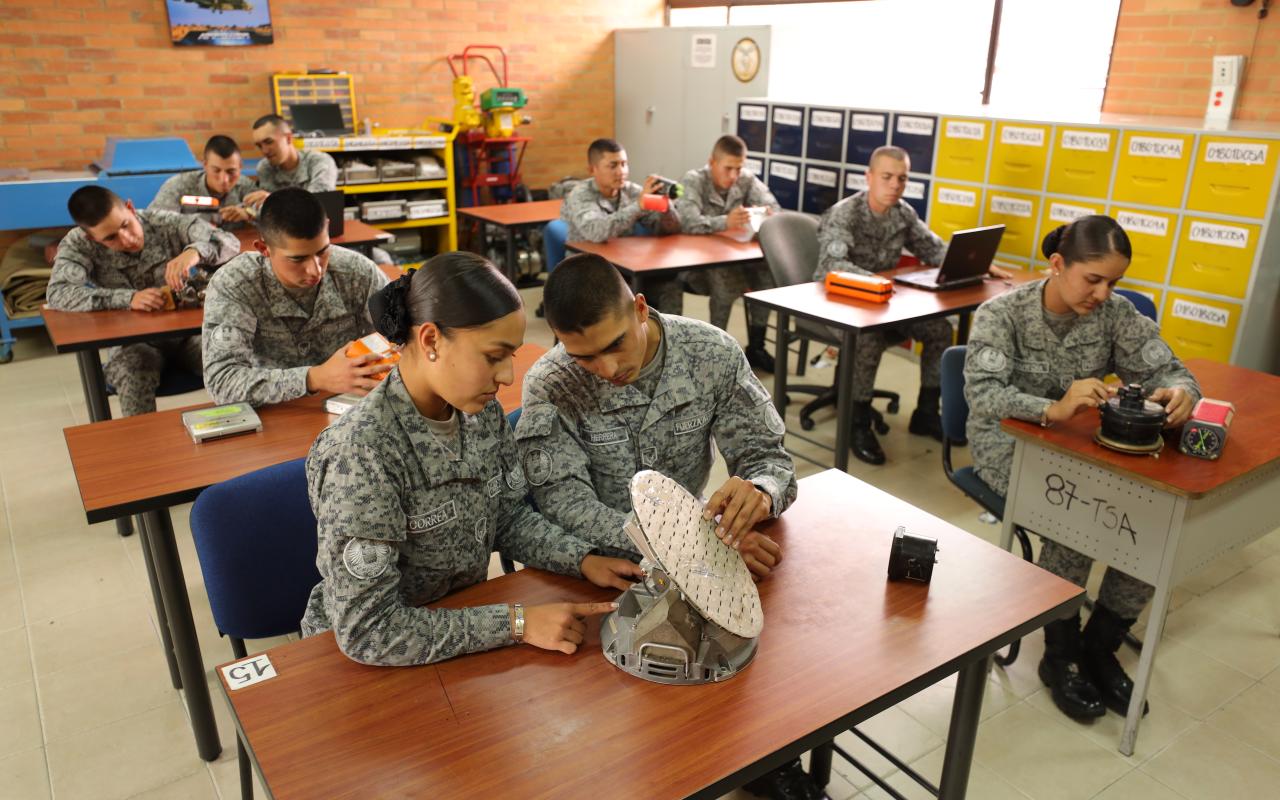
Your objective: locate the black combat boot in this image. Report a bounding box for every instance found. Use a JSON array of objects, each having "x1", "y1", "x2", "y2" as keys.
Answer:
[
  {"x1": 745, "y1": 325, "x2": 775, "y2": 374},
  {"x1": 850, "y1": 401, "x2": 886, "y2": 465},
  {"x1": 743, "y1": 758, "x2": 824, "y2": 800},
  {"x1": 1082, "y1": 604, "x2": 1149, "y2": 717},
  {"x1": 908, "y1": 386, "x2": 944, "y2": 442},
  {"x1": 1039, "y1": 613, "x2": 1106, "y2": 720}
]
